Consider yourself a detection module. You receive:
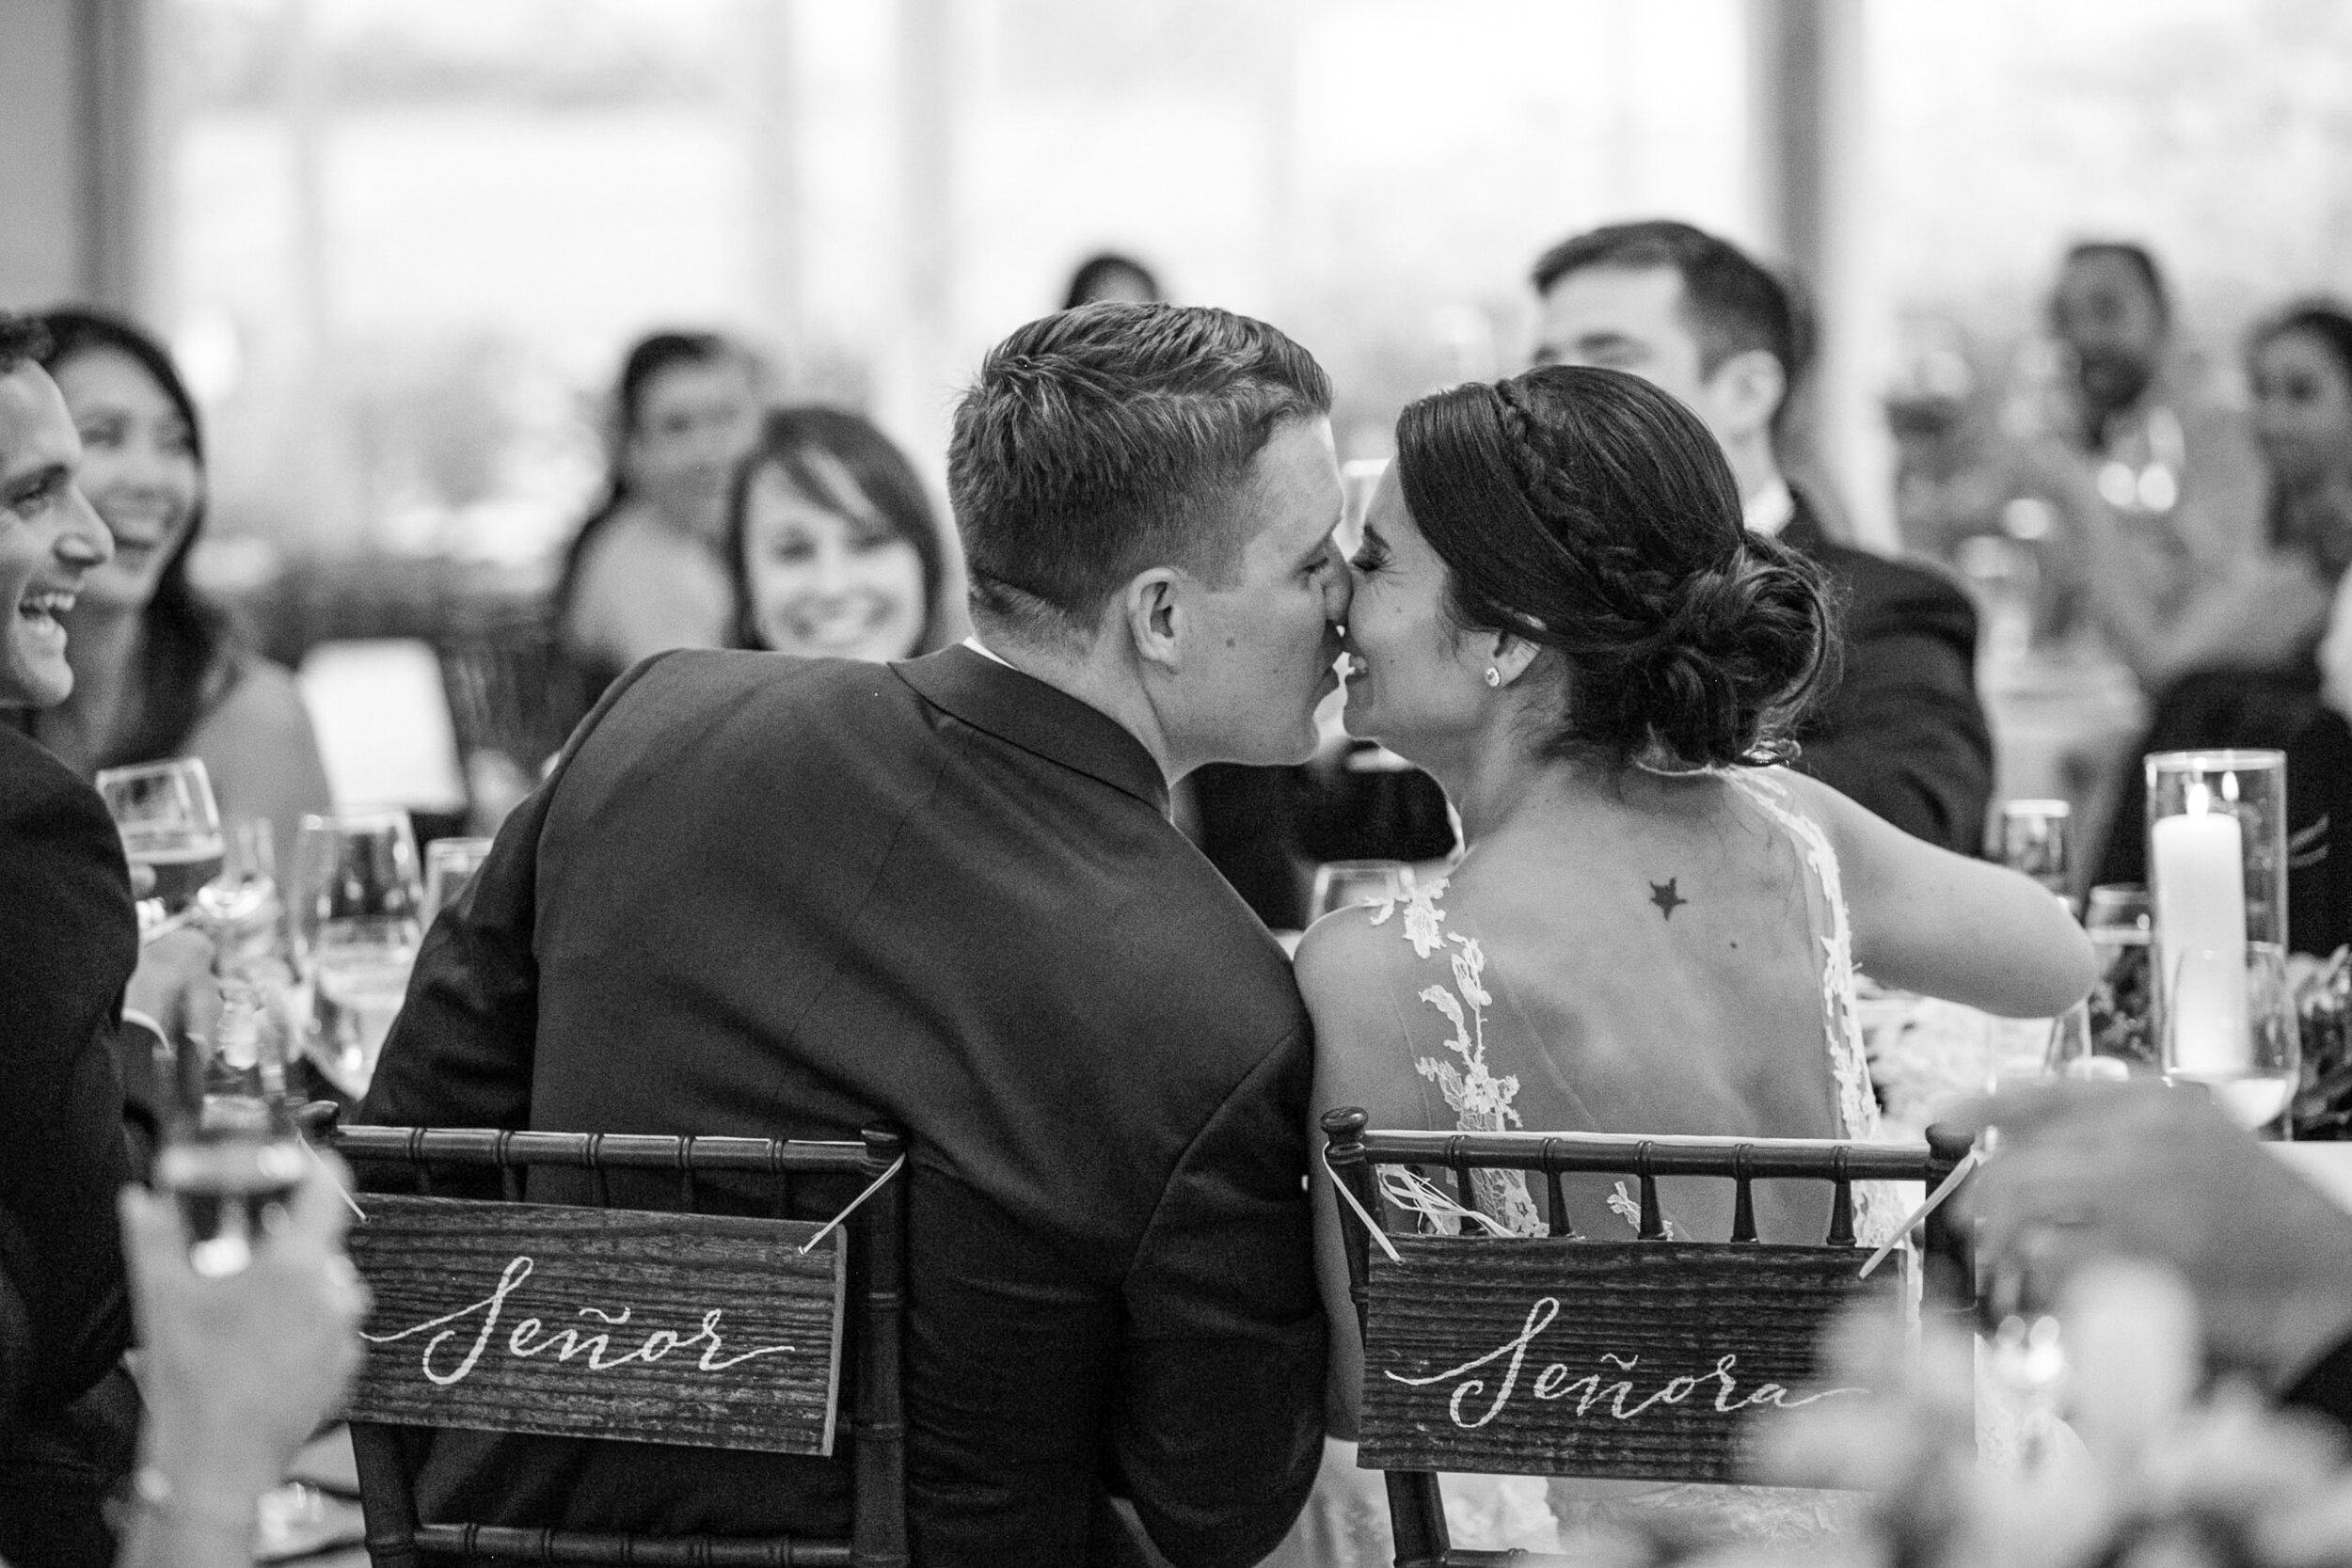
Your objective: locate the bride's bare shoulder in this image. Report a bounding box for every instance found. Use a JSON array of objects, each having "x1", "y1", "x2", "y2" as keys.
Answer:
[{"x1": 1293, "y1": 885, "x2": 1447, "y2": 1002}]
